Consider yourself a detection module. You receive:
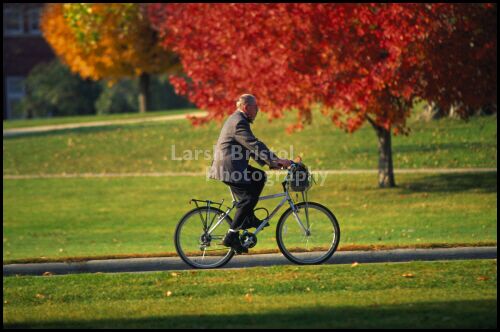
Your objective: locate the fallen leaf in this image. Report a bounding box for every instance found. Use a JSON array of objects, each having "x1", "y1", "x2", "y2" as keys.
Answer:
[
  {"x1": 35, "y1": 294, "x2": 45, "y2": 299},
  {"x1": 477, "y1": 276, "x2": 489, "y2": 281},
  {"x1": 43, "y1": 272, "x2": 53, "y2": 276},
  {"x1": 245, "y1": 293, "x2": 253, "y2": 303},
  {"x1": 402, "y1": 273, "x2": 415, "y2": 278}
]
